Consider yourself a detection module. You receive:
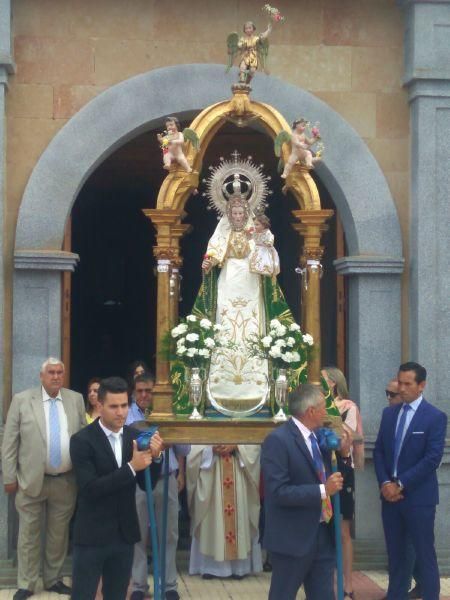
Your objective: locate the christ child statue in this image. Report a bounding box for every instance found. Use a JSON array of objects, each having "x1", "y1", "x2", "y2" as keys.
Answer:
[
  {"x1": 248, "y1": 214, "x2": 280, "y2": 277},
  {"x1": 157, "y1": 116, "x2": 192, "y2": 173},
  {"x1": 281, "y1": 118, "x2": 321, "y2": 178}
]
